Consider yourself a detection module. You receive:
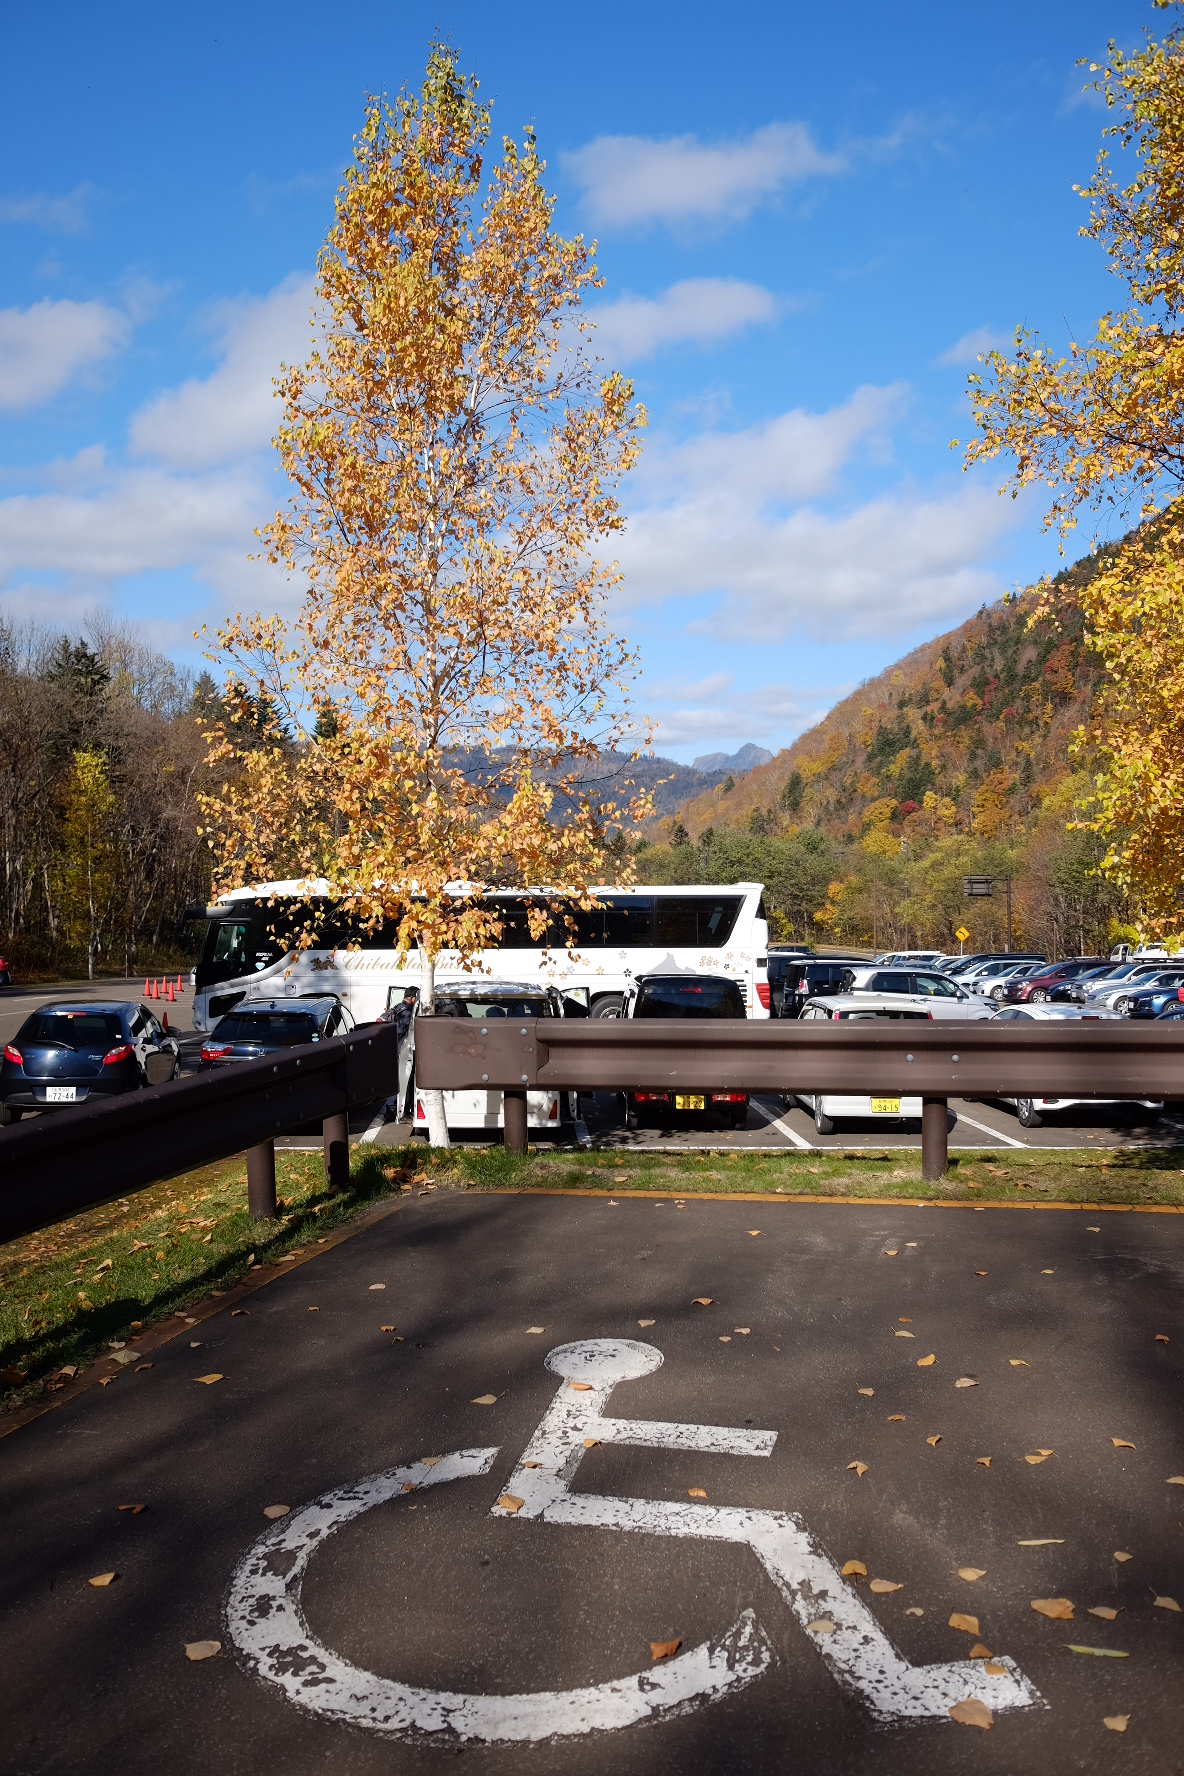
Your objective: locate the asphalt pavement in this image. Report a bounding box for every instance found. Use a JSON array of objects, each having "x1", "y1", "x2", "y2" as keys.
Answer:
[{"x1": 3, "y1": 1190, "x2": 1182, "y2": 1774}]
